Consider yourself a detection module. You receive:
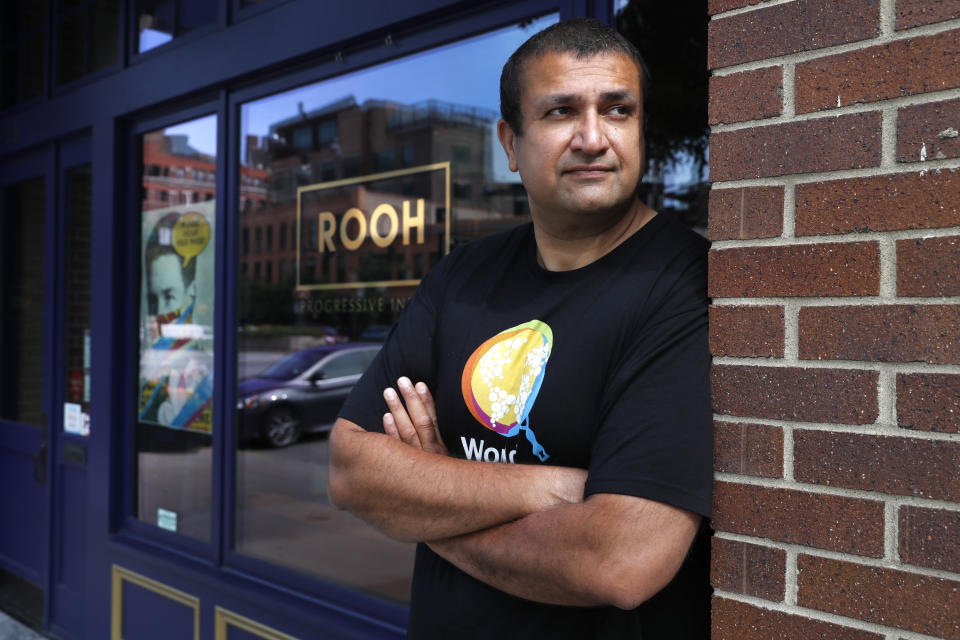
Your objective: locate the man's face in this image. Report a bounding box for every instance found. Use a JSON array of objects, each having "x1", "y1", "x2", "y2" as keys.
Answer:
[
  {"x1": 498, "y1": 52, "x2": 644, "y2": 224},
  {"x1": 149, "y1": 252, "x2": 194, "y2": 317}
]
